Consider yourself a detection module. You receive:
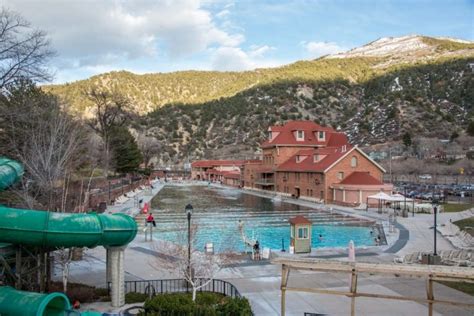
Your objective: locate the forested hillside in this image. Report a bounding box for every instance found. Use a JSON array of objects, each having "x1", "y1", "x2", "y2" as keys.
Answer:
[{"x1": 44, "y1": 36, "x2": 474, "y2": 164}]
